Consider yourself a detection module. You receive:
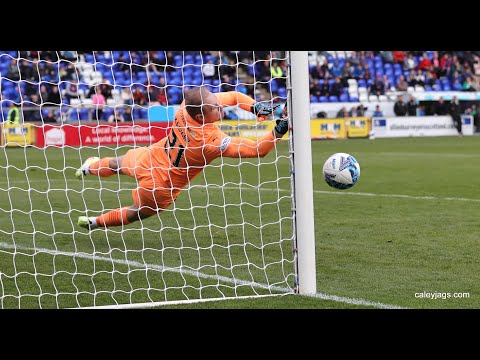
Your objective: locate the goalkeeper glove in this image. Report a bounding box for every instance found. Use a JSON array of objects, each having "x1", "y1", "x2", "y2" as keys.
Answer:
[
  {"x1": 274, "y1": 102, "x2": 289, "y2": 136},
  {"x1": 274, "y1": 118, "x2": 289, "y2": 136},
  {"x1": 251, "y1": 102, "x2": 280, "y2": 121}
]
